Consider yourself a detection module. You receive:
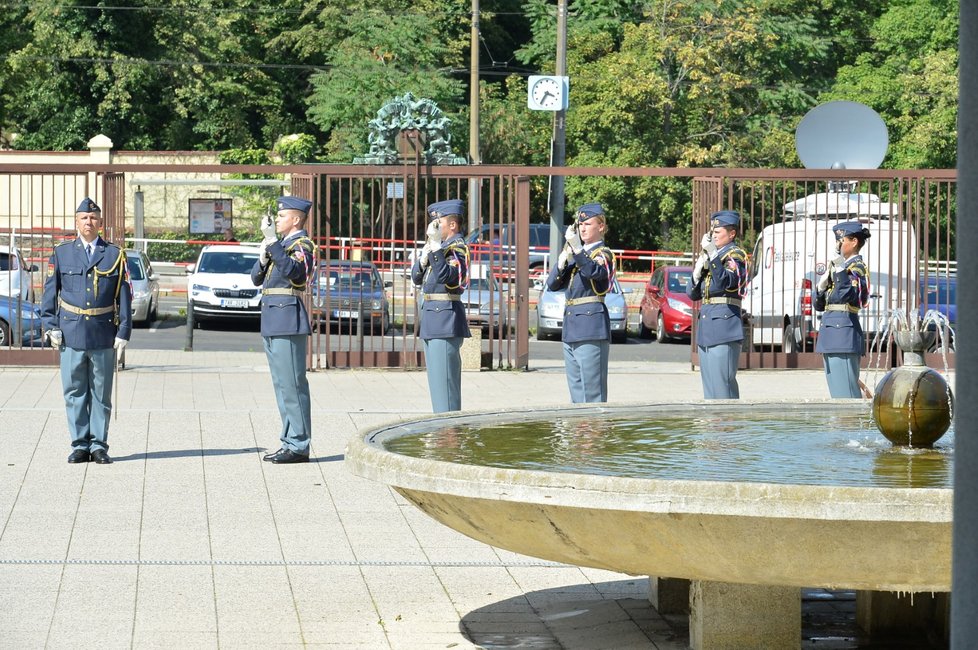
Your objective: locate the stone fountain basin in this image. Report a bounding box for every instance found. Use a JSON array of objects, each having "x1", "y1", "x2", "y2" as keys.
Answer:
[{"x1": 346, "y1": 400, "x2": 951, "y2": 593}]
